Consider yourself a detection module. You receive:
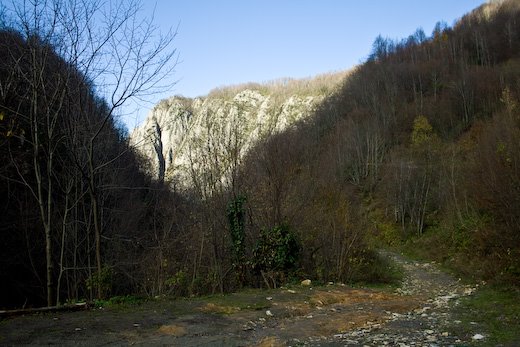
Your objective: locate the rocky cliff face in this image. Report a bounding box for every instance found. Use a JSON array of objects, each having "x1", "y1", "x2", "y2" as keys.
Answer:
[{"x1": 130, "y1": 73, "x2": 347, "y2": 190}]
